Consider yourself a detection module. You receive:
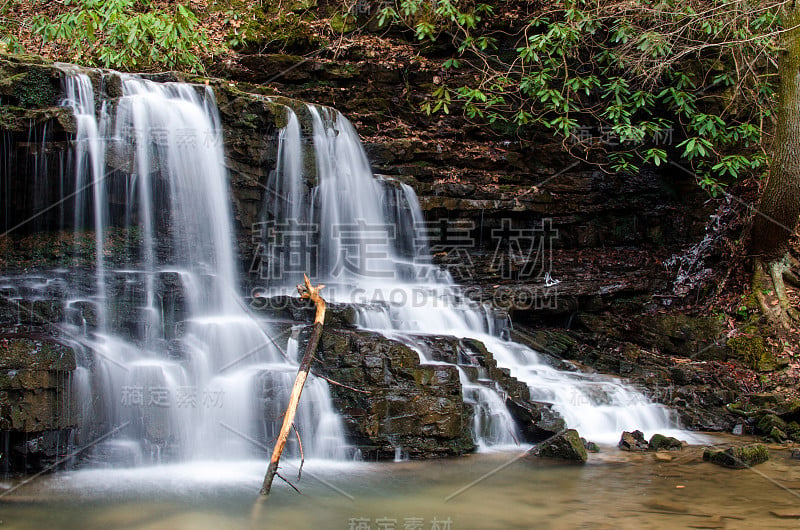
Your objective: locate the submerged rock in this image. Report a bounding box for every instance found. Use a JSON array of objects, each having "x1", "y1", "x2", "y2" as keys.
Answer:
[
  {"x1": 702, "y1": 443, "x2": 769, "y2": 468},
  {"x1": 528, "y1": 429, "x2": 588, "y2": 463},
  {"x1": 618, "y1": 430, "x2": 648, "y2": 451}
]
